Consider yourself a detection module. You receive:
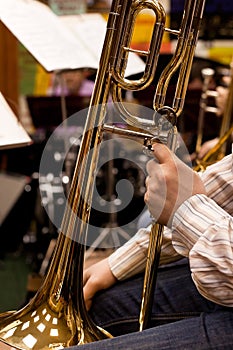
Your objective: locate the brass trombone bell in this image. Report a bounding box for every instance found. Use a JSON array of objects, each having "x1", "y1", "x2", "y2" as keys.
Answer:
[{"x1": 0, "y1": 0, "x2": 207, "y2": 347}]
